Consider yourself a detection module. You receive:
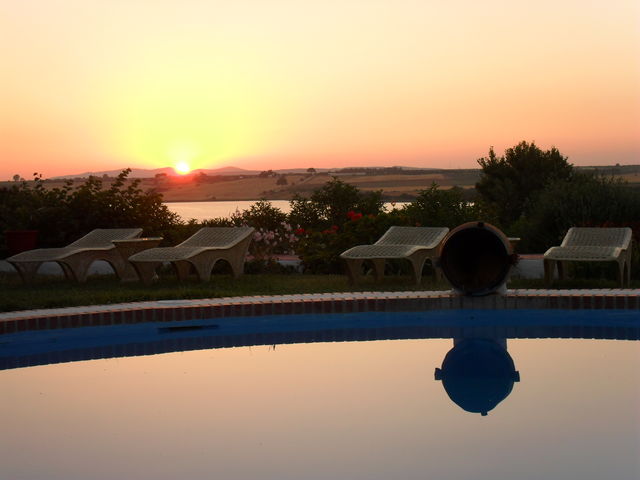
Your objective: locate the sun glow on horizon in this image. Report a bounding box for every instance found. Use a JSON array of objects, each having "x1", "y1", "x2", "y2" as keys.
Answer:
[{"x1": 174, "y1": 161, "x2": 191, "y2": 175}]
